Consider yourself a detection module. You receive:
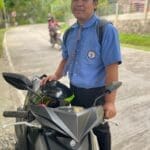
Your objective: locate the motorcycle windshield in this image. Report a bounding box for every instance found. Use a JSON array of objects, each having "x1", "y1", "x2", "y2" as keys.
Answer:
[{"x1": 31, "y1": 105, "x2": 104, "y2": 142}]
